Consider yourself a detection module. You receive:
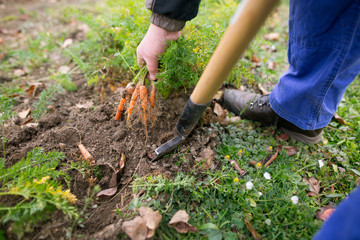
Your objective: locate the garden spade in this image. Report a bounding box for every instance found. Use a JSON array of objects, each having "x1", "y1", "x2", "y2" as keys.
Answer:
[{"x1": 150, "y1": 0, "x2": 279, "y2": 160}]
